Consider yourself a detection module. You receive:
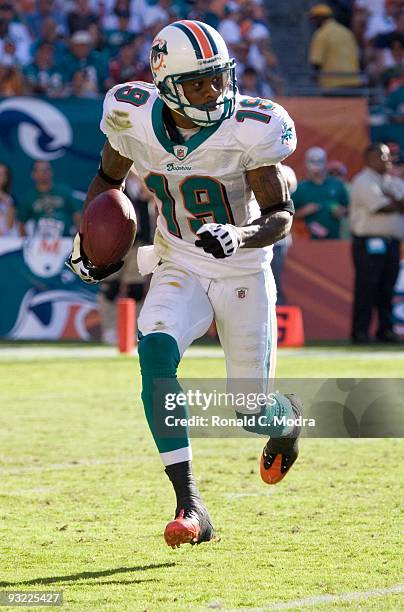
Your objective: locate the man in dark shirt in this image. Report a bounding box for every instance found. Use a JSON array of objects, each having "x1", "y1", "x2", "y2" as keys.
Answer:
[{"x1": 18, "y1": 160, "x2": 81, "y2": 237}]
